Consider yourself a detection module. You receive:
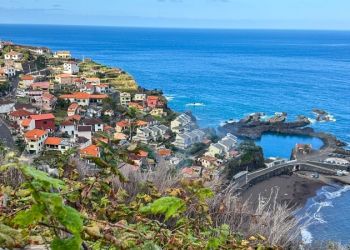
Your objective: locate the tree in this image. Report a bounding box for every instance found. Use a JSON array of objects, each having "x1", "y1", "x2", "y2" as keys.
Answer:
[{"x1": 225, "y1": 141, "x2": 265, "y2": 179}]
